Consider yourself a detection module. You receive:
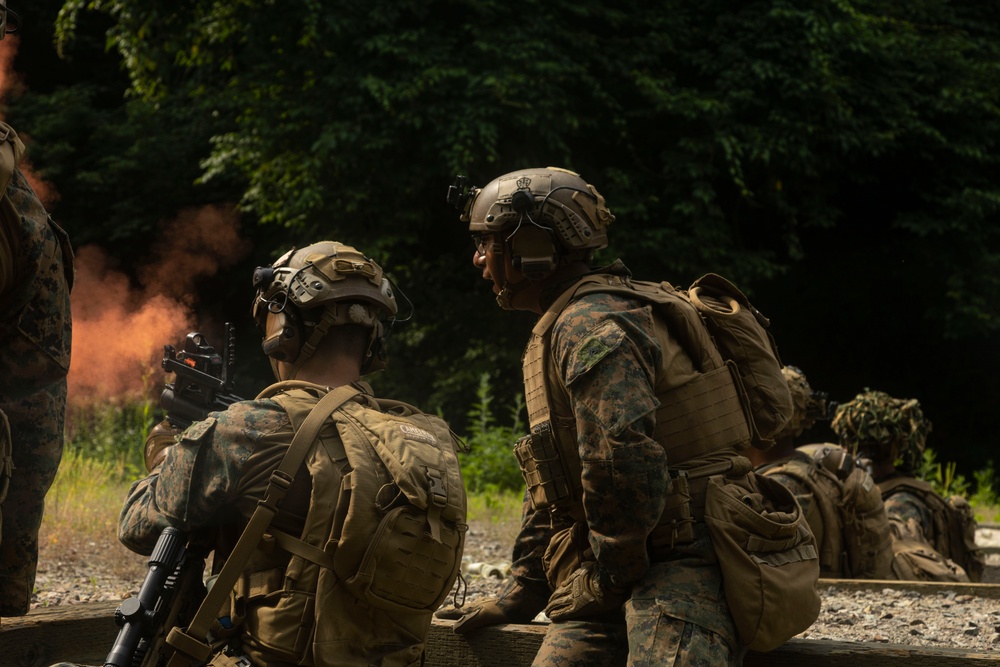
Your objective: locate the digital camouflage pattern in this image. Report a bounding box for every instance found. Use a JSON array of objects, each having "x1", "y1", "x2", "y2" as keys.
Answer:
[
  {"x1": 0, "y1": 166, "x2": 73, "y2": 616},
  {"x1": 509, "y1": 264, "x2": 741, "y2": 666},
  {"x1": 883, "y1": 487, "x2": 936, "y2": 545},
  {"x1": 831, "y1": 389, "x2": 931, "y2": 473},
  {"x1": 119, "y1": 399, "x2": 295, "y2": 554}
]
